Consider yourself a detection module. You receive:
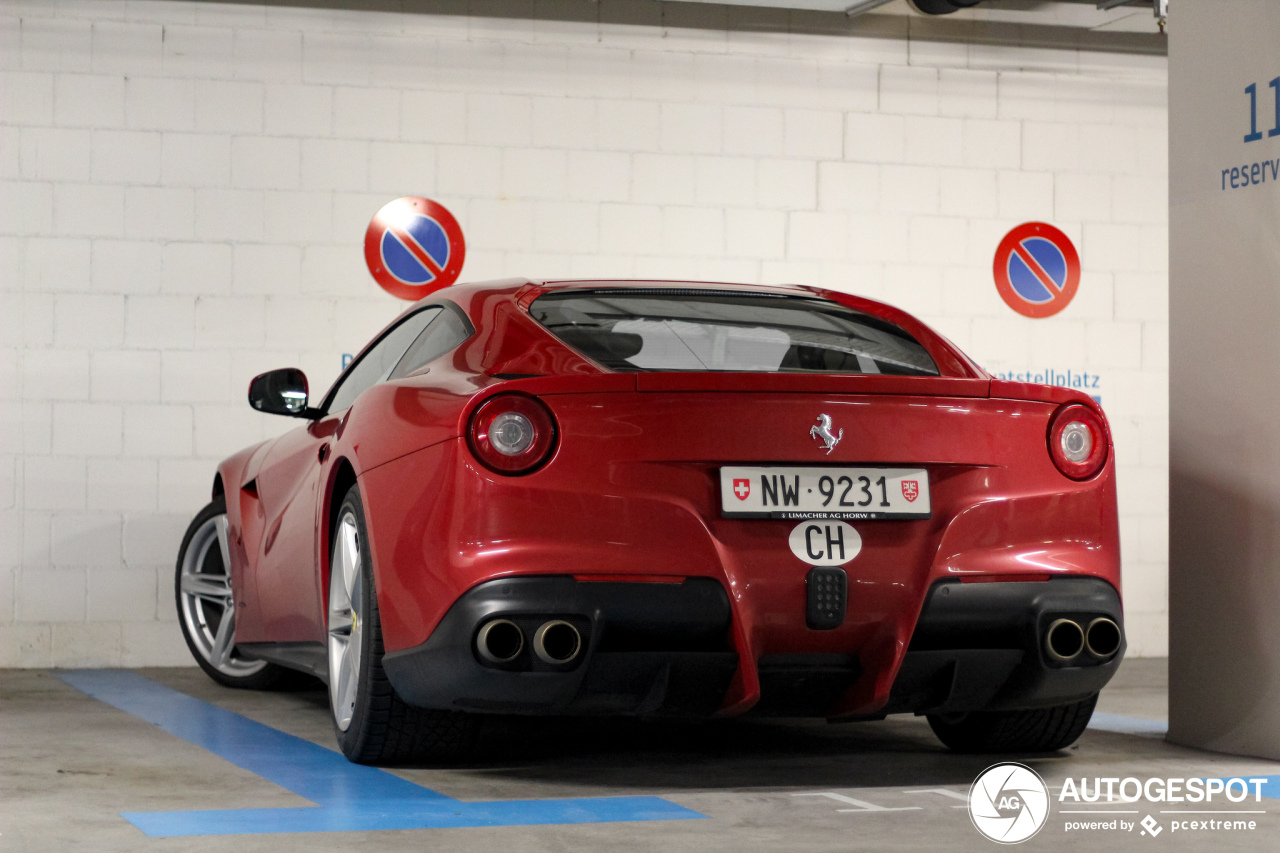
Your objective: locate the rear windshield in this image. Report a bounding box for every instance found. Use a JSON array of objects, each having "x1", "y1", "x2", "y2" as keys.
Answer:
[{"x1": 529, "y1": 290, "x2": 939, "y2": 376}]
